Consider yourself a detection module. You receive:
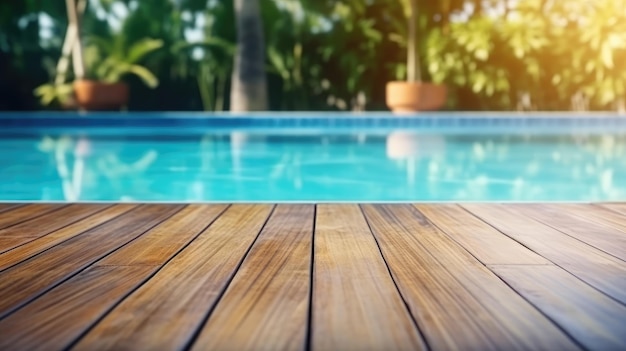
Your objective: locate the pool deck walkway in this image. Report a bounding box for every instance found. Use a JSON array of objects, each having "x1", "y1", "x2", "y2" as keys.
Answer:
[{"x1": 0, "y1": 203, "x2": 625, "y2": 350}]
